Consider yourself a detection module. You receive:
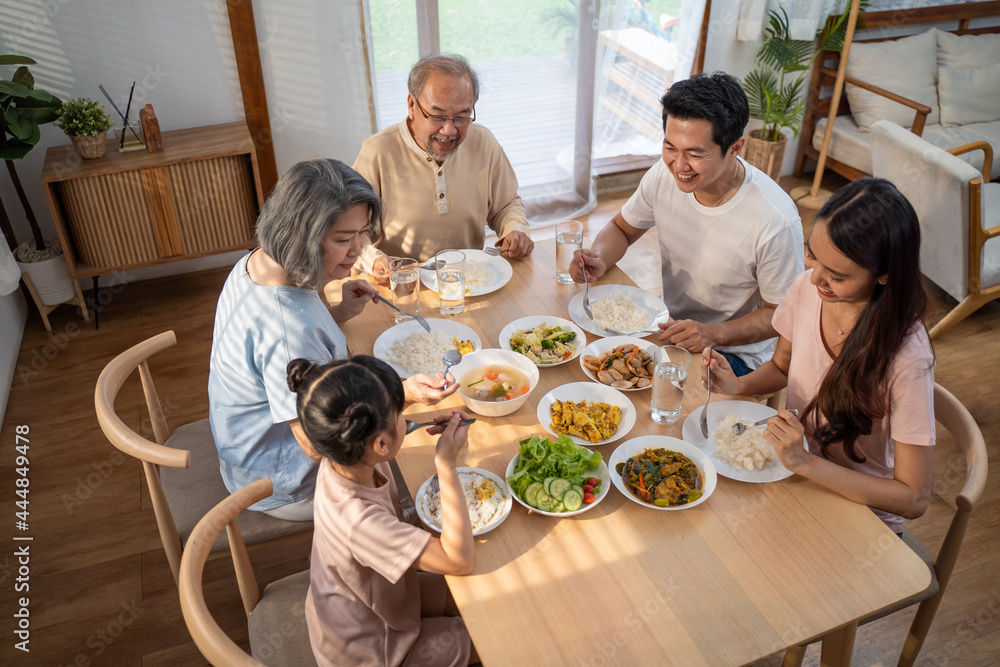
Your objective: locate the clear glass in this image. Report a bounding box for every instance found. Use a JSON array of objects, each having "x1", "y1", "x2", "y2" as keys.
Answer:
[
  {"x1": 435, "y1": 249, "x2": 465, "y2": 316},
  {"x1": 114, "y1": 121, "x2": 145, "y2": 152},
  {"x1": 555, "y1": 219, "x2": 584, "y2": 284},
  {"x1": 389, "y1": 257, "x2": 420, "y2": 323},
  {"x1": 650, "y1": 345, "x2": 691, "y2": 423}
]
